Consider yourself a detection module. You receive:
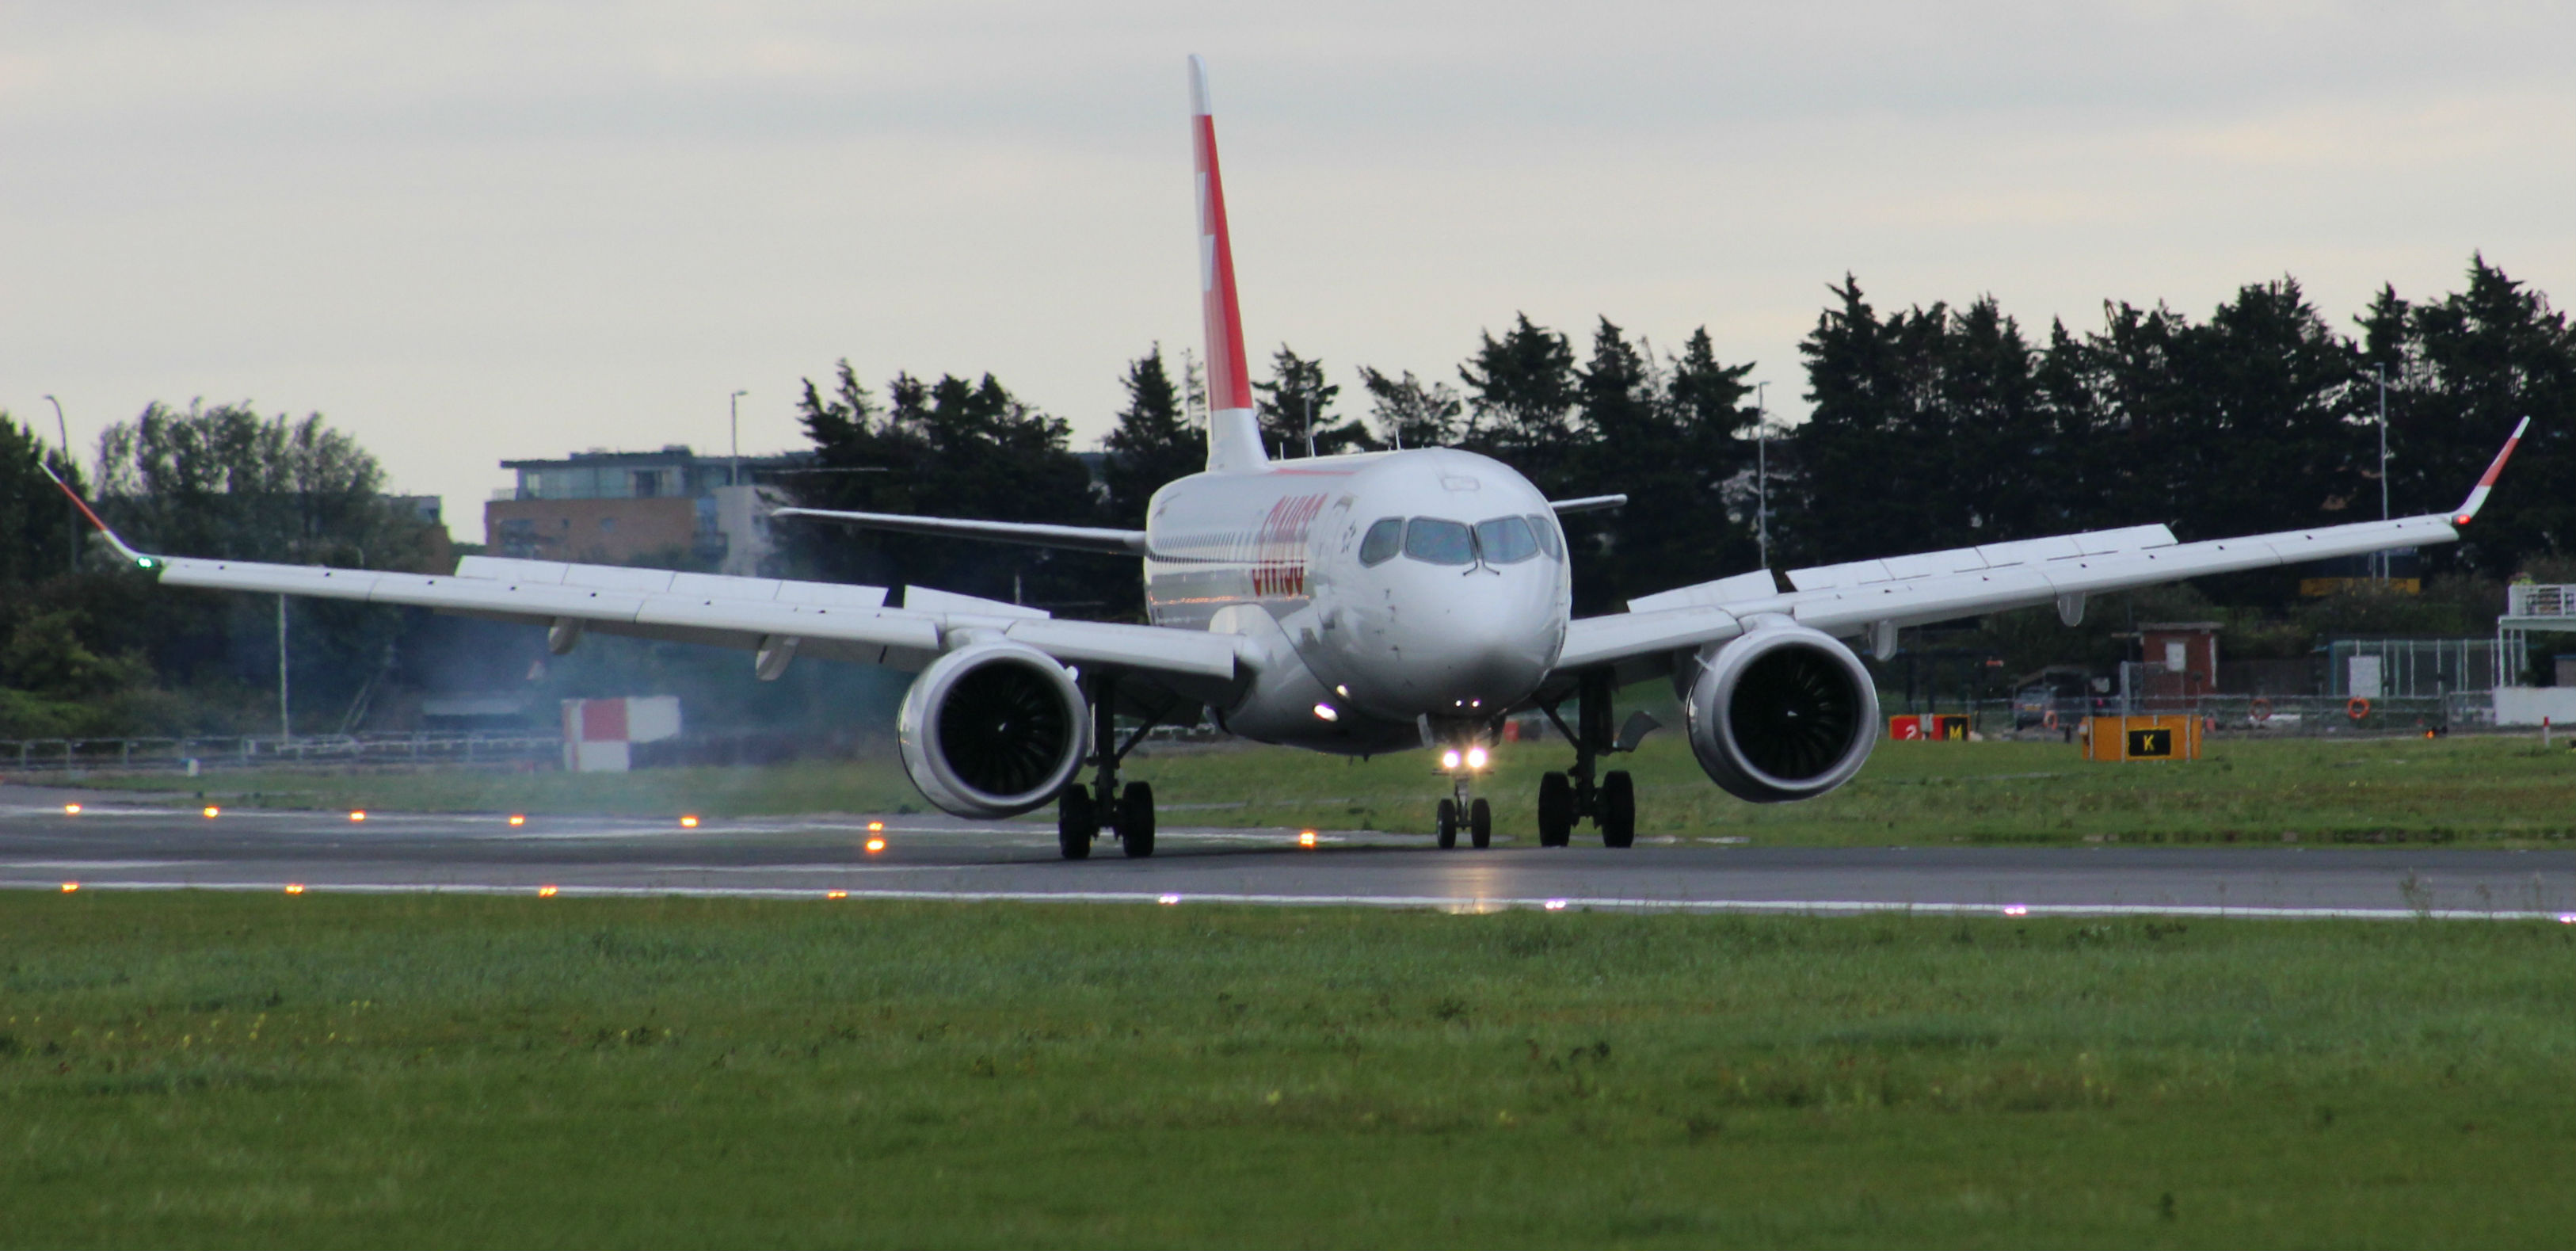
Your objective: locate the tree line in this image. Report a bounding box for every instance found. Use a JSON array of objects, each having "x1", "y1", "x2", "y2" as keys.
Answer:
[{"x1": 5, "y1": 255, "x2": 2568, "y2": 736}]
